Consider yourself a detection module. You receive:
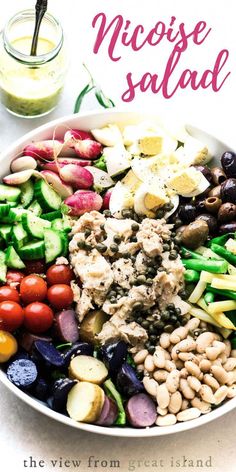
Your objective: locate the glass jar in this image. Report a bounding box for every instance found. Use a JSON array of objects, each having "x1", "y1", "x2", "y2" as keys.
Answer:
[{"x1": 0, "y1": 10, "x2": 67, "y2": 118}]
